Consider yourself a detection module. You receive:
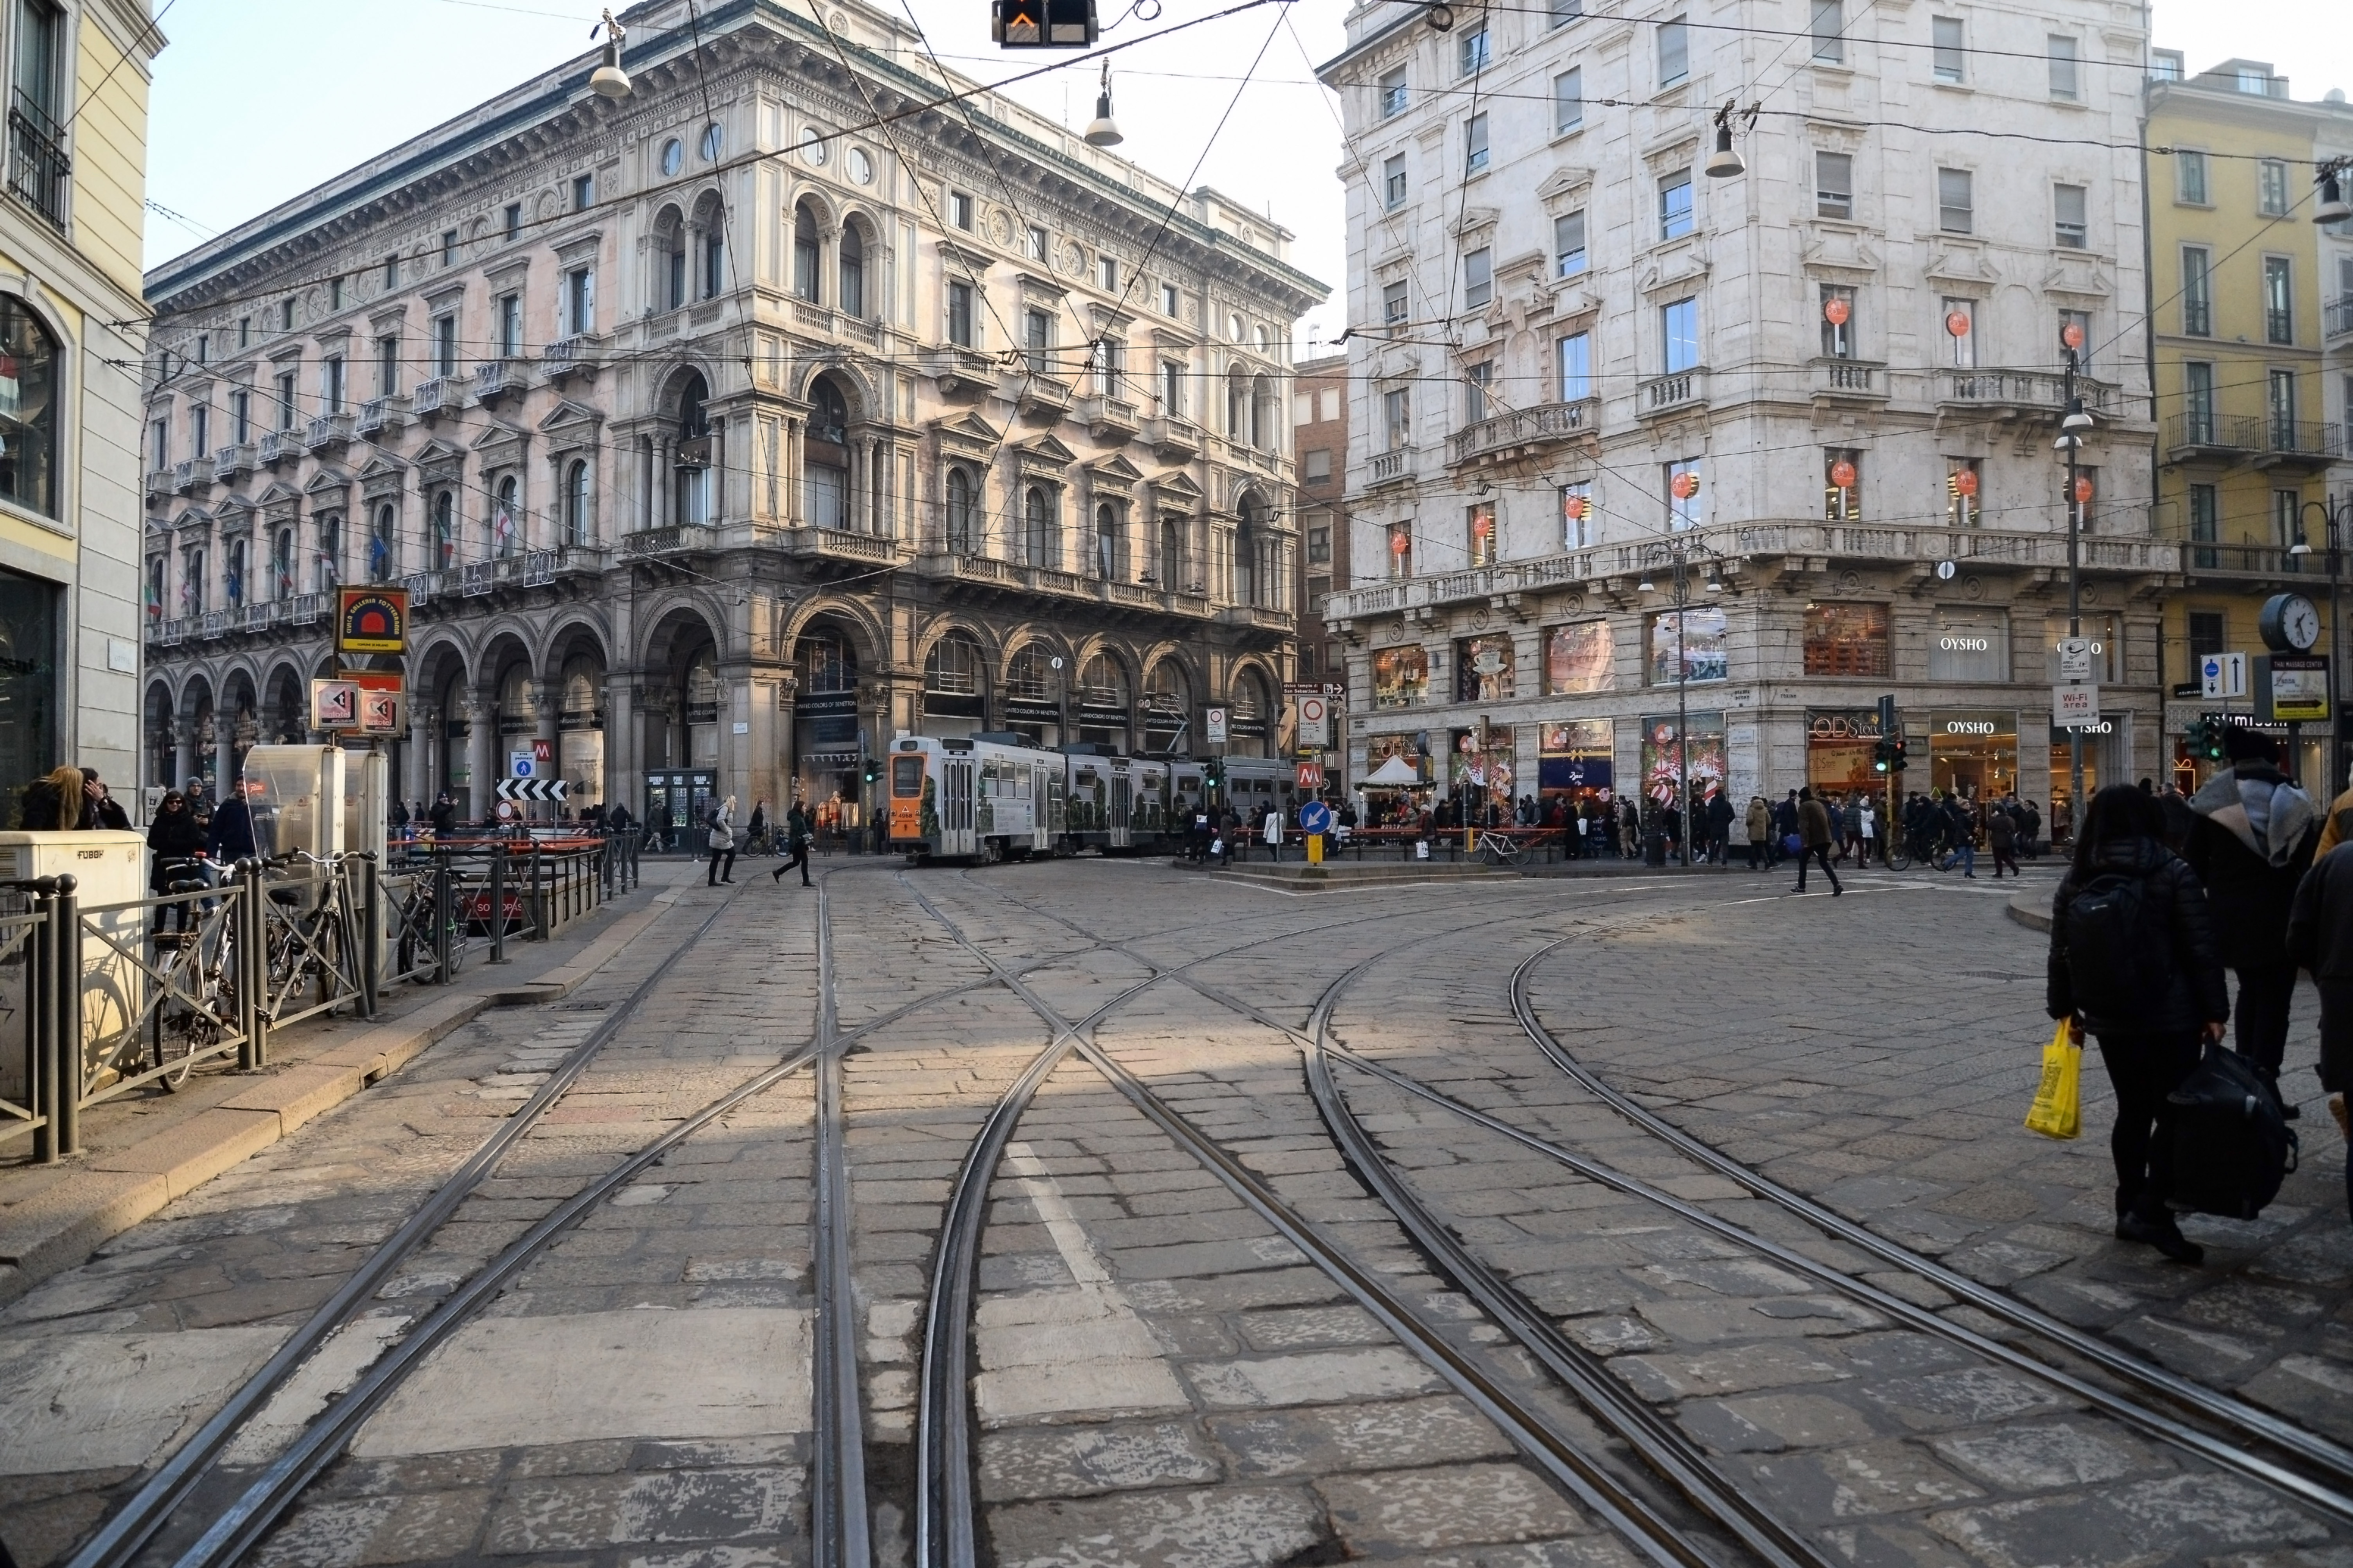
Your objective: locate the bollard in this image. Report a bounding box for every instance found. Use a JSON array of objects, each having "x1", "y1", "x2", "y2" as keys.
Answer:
[
  {"x1": 53, "y1": 875, "x2": 79, "y2": 1156},
  {"x1": 433, "y1": 859, "x2": 454, "y2": 983},
  {"x1": 29, "y1": 877, "x2": 55, "y2": 1164},
  {"x1": 530, "y1": 847, "x2": 548, "y2": 941},
  {"x1": 359, "y1": 853, "x2": 381, "y2": 1017},
  {"x1": 488, "y1": 848, "x2": 508, "y2": 964},
  {"x1": 237, "y1": 861, "x2": 267, "y2": 1068}
]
